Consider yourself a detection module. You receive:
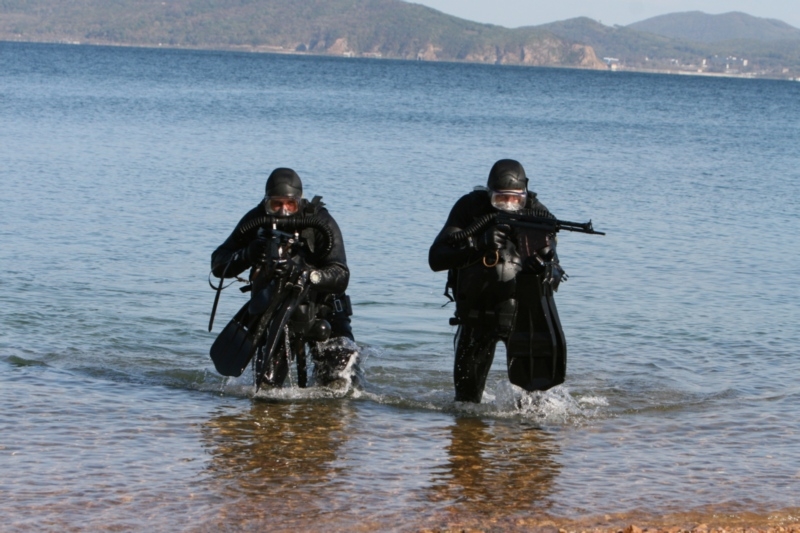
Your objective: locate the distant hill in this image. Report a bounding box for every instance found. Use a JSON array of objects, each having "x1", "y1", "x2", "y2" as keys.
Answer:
[
  {"x1": 1, "y1": 1, "x2": 799, "y2": 77},
  {"x1": 628, "y1": 11, "x2": 800, "y2": 43},
  {"x1": 541, "y1": 15, "x2": 800, "y2": 75},
  {"x1": 0, "y1": 0, "x2": 606, "y2": 69},
  {"x1": 539, "y1": 17, "x2": 706, "y2": 62}
]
